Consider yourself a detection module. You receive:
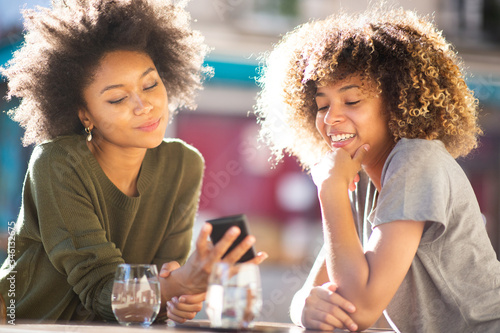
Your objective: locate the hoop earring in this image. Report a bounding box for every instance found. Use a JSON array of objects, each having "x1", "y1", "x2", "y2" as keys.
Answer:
[{"x1": 85, "y1": 127, "x2": 93, "y2": 142}]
